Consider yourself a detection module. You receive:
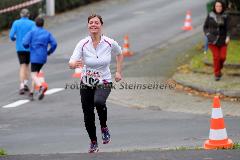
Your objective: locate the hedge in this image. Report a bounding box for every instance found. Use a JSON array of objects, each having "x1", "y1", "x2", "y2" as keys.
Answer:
[
  {"x1": 55, "y1": 0, "x2": 101, "y2": 12},
  {"x1": 0, "y1": 0, "x2": 101, "y2": 31},
  {"x1": 0, "y1": 0, "x2": 43, "y2": 30}
]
